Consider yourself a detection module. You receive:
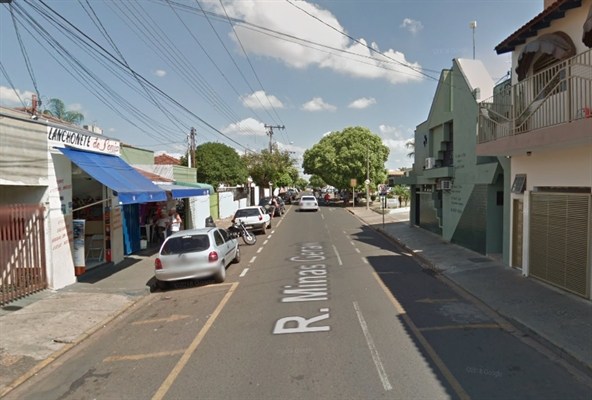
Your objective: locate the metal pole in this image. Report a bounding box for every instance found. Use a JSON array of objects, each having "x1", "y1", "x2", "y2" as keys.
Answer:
[
  {"x1": 382, "y1": 194, "x2": 385, "y2": 229},
  {"x1": 366, "y1": 145, "x2": 370, "y2": 210}
]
